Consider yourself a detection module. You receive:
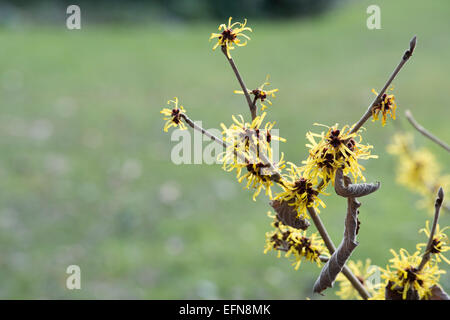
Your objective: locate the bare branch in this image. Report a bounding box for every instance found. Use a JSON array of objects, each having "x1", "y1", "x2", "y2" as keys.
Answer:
[
  {"x1": 181, "y1": 114, "x2": 227, "y2": 148},
  {"x1": 350, "y1": 36, "x2": 416, "y2": 134},
  {"x1": 405, "y1": 110, "x2": 450, "y2": 152},
  {"x1": 221, "y1": 46, "x2": 256, "y2": 120},
  {"x1": 307, "y1": 207, "x2": 336, "y2": 253}
]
